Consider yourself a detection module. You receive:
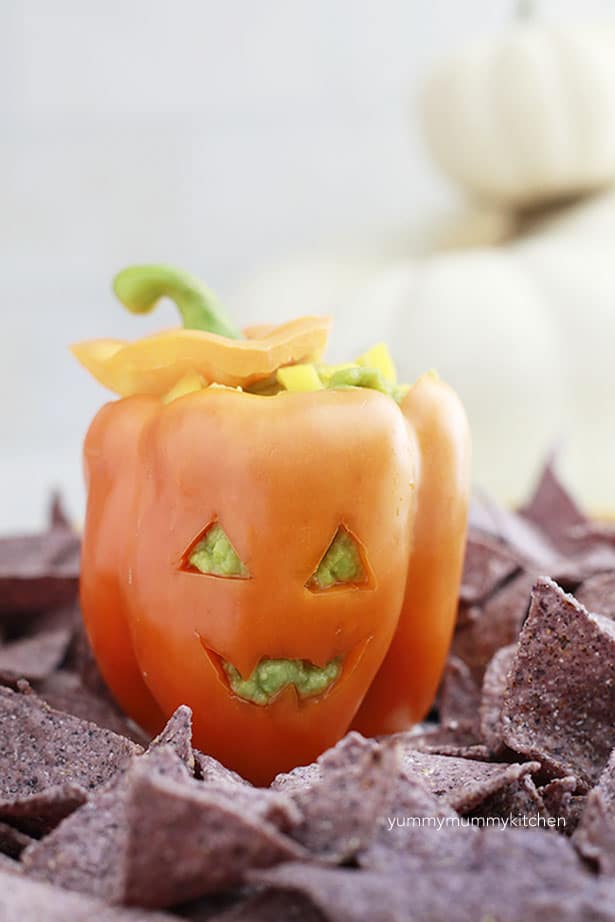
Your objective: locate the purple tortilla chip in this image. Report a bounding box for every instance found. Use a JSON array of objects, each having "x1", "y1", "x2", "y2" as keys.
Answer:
[
  {"x1": 0, "y1": 867, "x2": 175, "y2": 922},
  {"x1": 32, "y1": 671, "x2": 147, "y2": 744},
  {"x1": 272, "y1": 732, "x2": 378, "y2": 797},
  {"x1": 437, "y1": 655, "x2": 481, "y2": 727},
  {"x1": 539, "y1": 776, "x2": 579, "y2": 832},
  {"x1": 149, "y1": 705, "x2": 194, "y2": 770},
  {"x1": 390, "y1": 721, "x2": 480, "y2": 754},
  {"x1": 120, "y1": 761, "x2": 306, "y2": 908},
  {"x1": 477, "y1": 493, "x2": 564, "y2": 573},
  {"x1": 0, "y1": 527, "x2": 80, "y2": 614},
  {"x1": 24, "y1": 744, "x2": 303, "y2": 907},
  {"x1": 480, "y1": 643, "x2": 517, "y2": 755},
  {"x1": 575, "y1": 572, "x2": 615, "y2": 621},
  {"x1": 0, "y1": 853, "x2": 21, "y2": 873},
  {"x1": 278, "y1": 738, "x2": 400, "y2": 862},
  {"x1": 459, "y1": 533, "x2": 521, "y2": 605},
  {"x1": 574, "y1": 748, "x2": 615, "y2": 874},
  {"x1": 48, "y1": 492, "x2": 72, "y2": 531},
  {"x1": 252, "y1": 828, "x2": 615, "y2": 922},
  {"x1": 0, "y1": 822, "x2": 33, "y2": 859},
  {"x1": 520, "y1": 458, "x2": 587, "y2": 552},
  {"x1": 0, "y1": 684, "x2": 141, "y2": 802},
  {"x1": 452, "y1": 570, "x2": 536, "y2": 683},
  {"x1": 66, "y1": 615, "x2": 118, "y2": 700},
  {"x1": 555, "y1": 528, "x2": 615, "y2": 584},
  {"x1": 0, "y1": 610, "x2": 74, "y2": 683},
  {"x1": 21, "y1": 746, "x2": 193, "y2": 900},
  {"x1": 207, "y1": 889, "x2": 327, "y2": 922},
  {"x1": 455, "y1": 601, "x2": 479, "y2": 629},
  {"x1": 414, "y1": 742, "x2": 493, "y2": 760},
  {"x1": 193, "y1": 750, "x2": 251, "y2": 787},
  {"x1": 361, "y1": 773, "x2": 461, "y2": 872},
  {"x1": 0, "y1": 783, "x2": 87, "y2": 836},
  {"x1": 396, "y1": 744, "x2": 540, "y2": 814},
  {"x1": 469, "y1": 774, "x2": 549, "y2": 826},
  {"x1": 501, "y1": 579, "x2": 615, "y2": 789}
]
